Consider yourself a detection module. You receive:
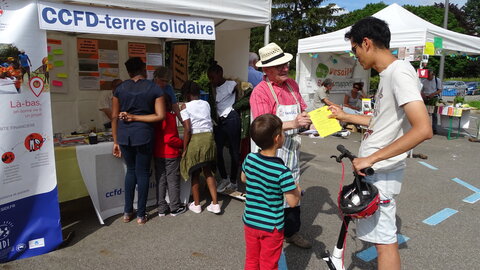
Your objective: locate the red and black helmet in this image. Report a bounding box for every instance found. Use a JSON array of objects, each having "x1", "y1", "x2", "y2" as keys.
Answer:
[{"x1": 338, "y1": 179, "x2": 380, "y2": 219}]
